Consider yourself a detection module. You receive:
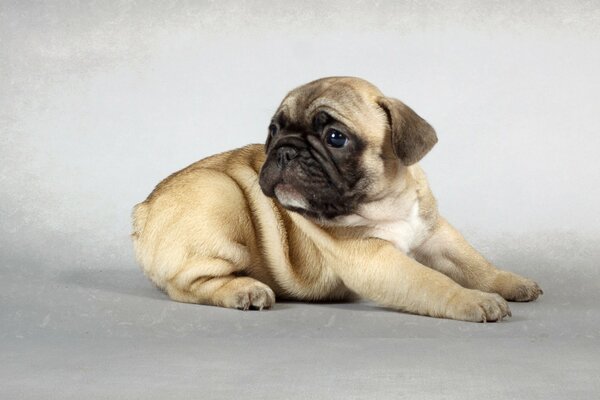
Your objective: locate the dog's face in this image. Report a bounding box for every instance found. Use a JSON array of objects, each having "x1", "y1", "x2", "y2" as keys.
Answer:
[{"x1": 259, "y1": 77, "x2": 437, "y2": 221}]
